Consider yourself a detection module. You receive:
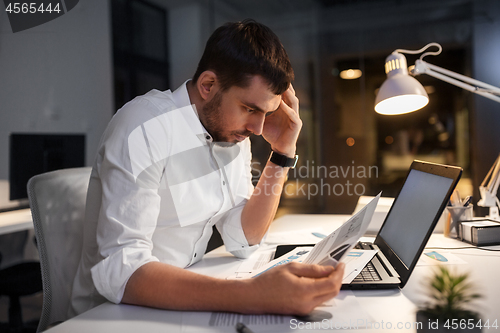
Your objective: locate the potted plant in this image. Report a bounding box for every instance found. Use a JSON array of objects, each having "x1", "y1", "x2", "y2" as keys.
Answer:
[{"x1": 417, "y1": 266, "x2": 482, "y2": 332}]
